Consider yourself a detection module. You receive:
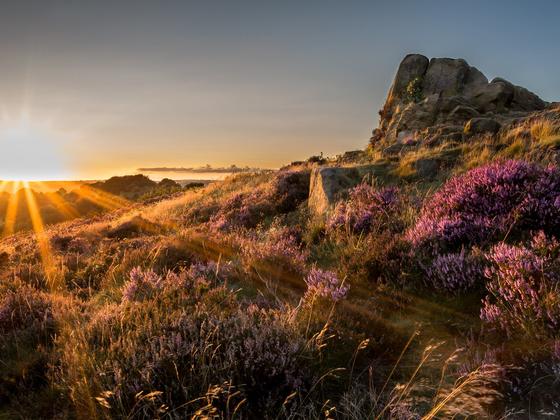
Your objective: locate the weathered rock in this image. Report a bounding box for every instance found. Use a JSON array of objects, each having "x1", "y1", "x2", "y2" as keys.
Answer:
[
  {"x1": 469, "y1": 79, "x2": 514, "y2": 113},
  {"x1": 387, "y1": 54, "x2": 429, "y2": 104},
  {"x1": 383, "y1": 143, "x2": 406, "y2": 155},
  {"x1": 308, "y1": 167, "x2": 361, "y2": 216},
  {"x1": 413, "y1": 158, "x2": 440, "y2": 179},
  {"x1": 375, "y1": 54, "x2": 547, "y2": 147},
  {"x1": 448, "y1": 105, "x2": 480, "y2": 120},
  {"x1": 422, "y1": 58, "x2": 469, "y2": 97},
  {"x1": 463, "y1": 66, "x2": 489, "y2": 96},
  {"x1": 464, "y1": 117, "x2": 501, "y2": 136},
  {"x1": 512, "y1": 85, "x2": 546, "y2": 111},
  {"x1": 308, "y1": 164, "x2": 393, "y2": 216}
]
